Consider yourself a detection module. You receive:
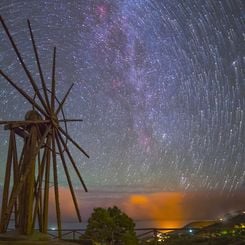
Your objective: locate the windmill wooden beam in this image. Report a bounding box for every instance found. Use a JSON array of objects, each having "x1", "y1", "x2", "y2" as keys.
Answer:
[{"x1": 0, "y1": 17, "x2": 89, "y2": 237}]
